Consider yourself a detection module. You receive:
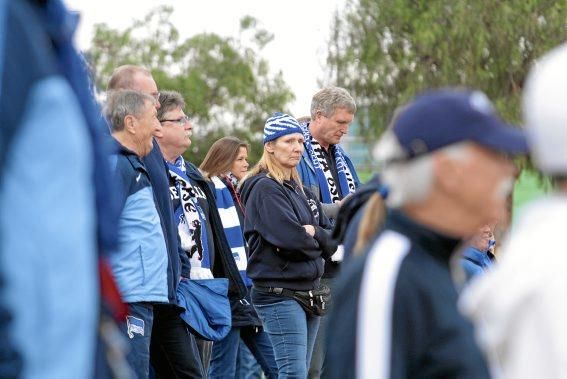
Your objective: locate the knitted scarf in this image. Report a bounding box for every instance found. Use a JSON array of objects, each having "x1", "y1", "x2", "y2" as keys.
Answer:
[
  {"x1": 167, "y1": 157, "x2": 212, "y2": 274},
  {"x1": 300, "y1": 123, "x2": 356, "y2": 204},
  {"x1": 211, "y1": 175, "x2": 252, "y2": 287}
]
